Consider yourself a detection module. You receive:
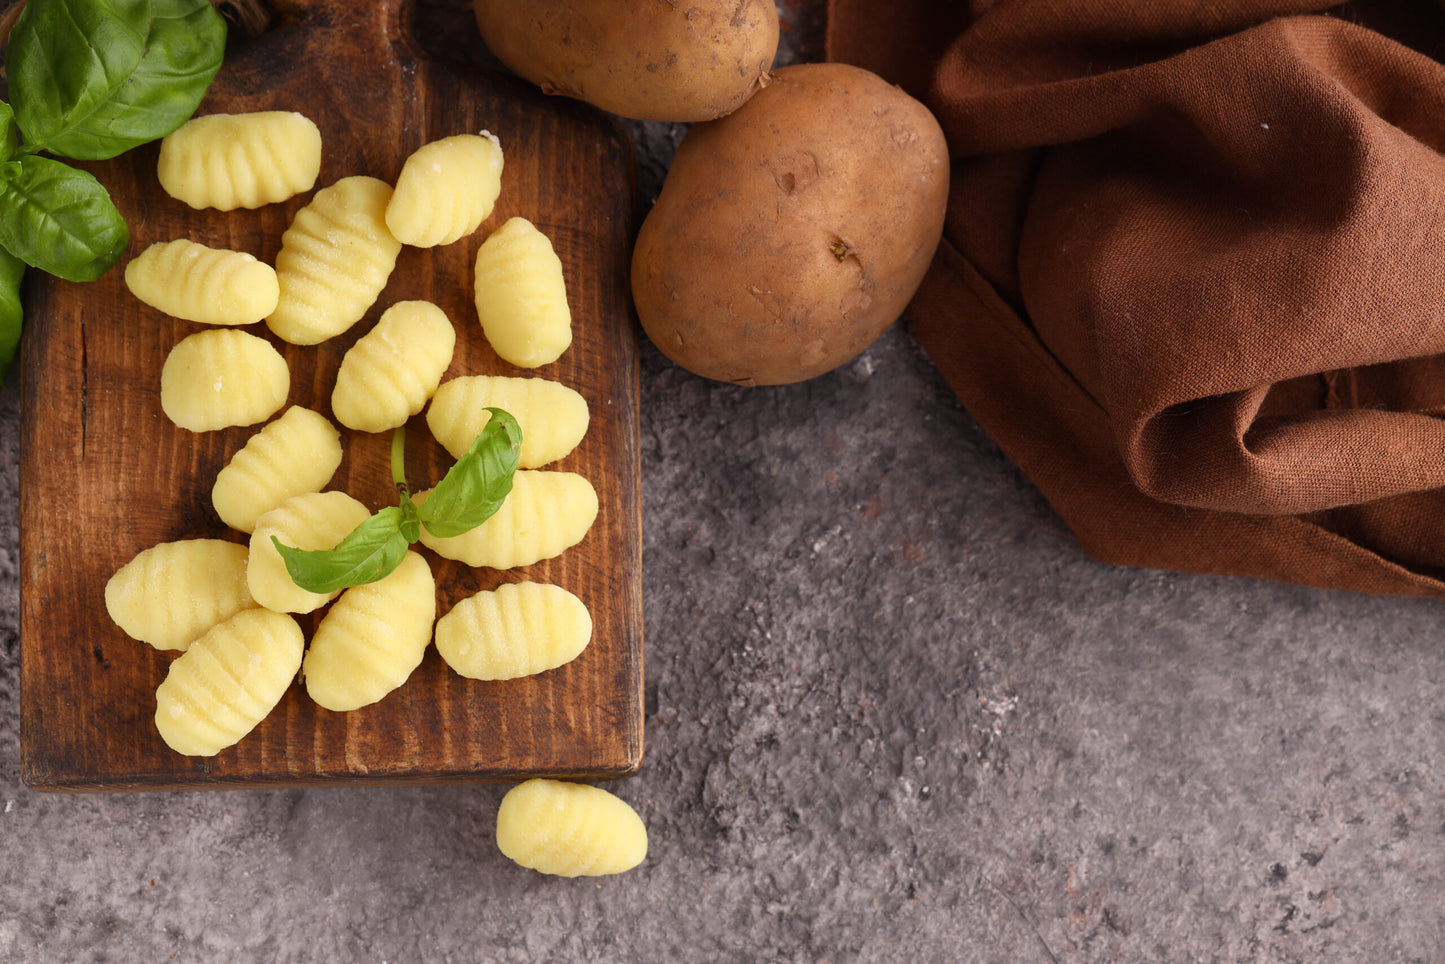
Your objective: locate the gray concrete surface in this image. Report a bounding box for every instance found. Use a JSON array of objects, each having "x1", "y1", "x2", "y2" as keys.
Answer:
[{"x1": 6, "y1": 4, "x2": 1445, "y2": 963}]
